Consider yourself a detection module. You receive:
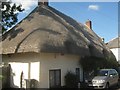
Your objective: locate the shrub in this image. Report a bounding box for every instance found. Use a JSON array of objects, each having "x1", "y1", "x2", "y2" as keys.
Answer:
[{"x1": 64, "y1": 71, "x2": 78, "y2": 88}]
